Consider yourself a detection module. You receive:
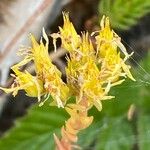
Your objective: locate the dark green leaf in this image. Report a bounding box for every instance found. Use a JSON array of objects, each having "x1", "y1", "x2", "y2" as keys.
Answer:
[
  {"x1": 78, "y1": 117, "x2": 134, "y2": 150},
  {"x1": 0, "y1": 104, "x2": 68, "y2": 150}
]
